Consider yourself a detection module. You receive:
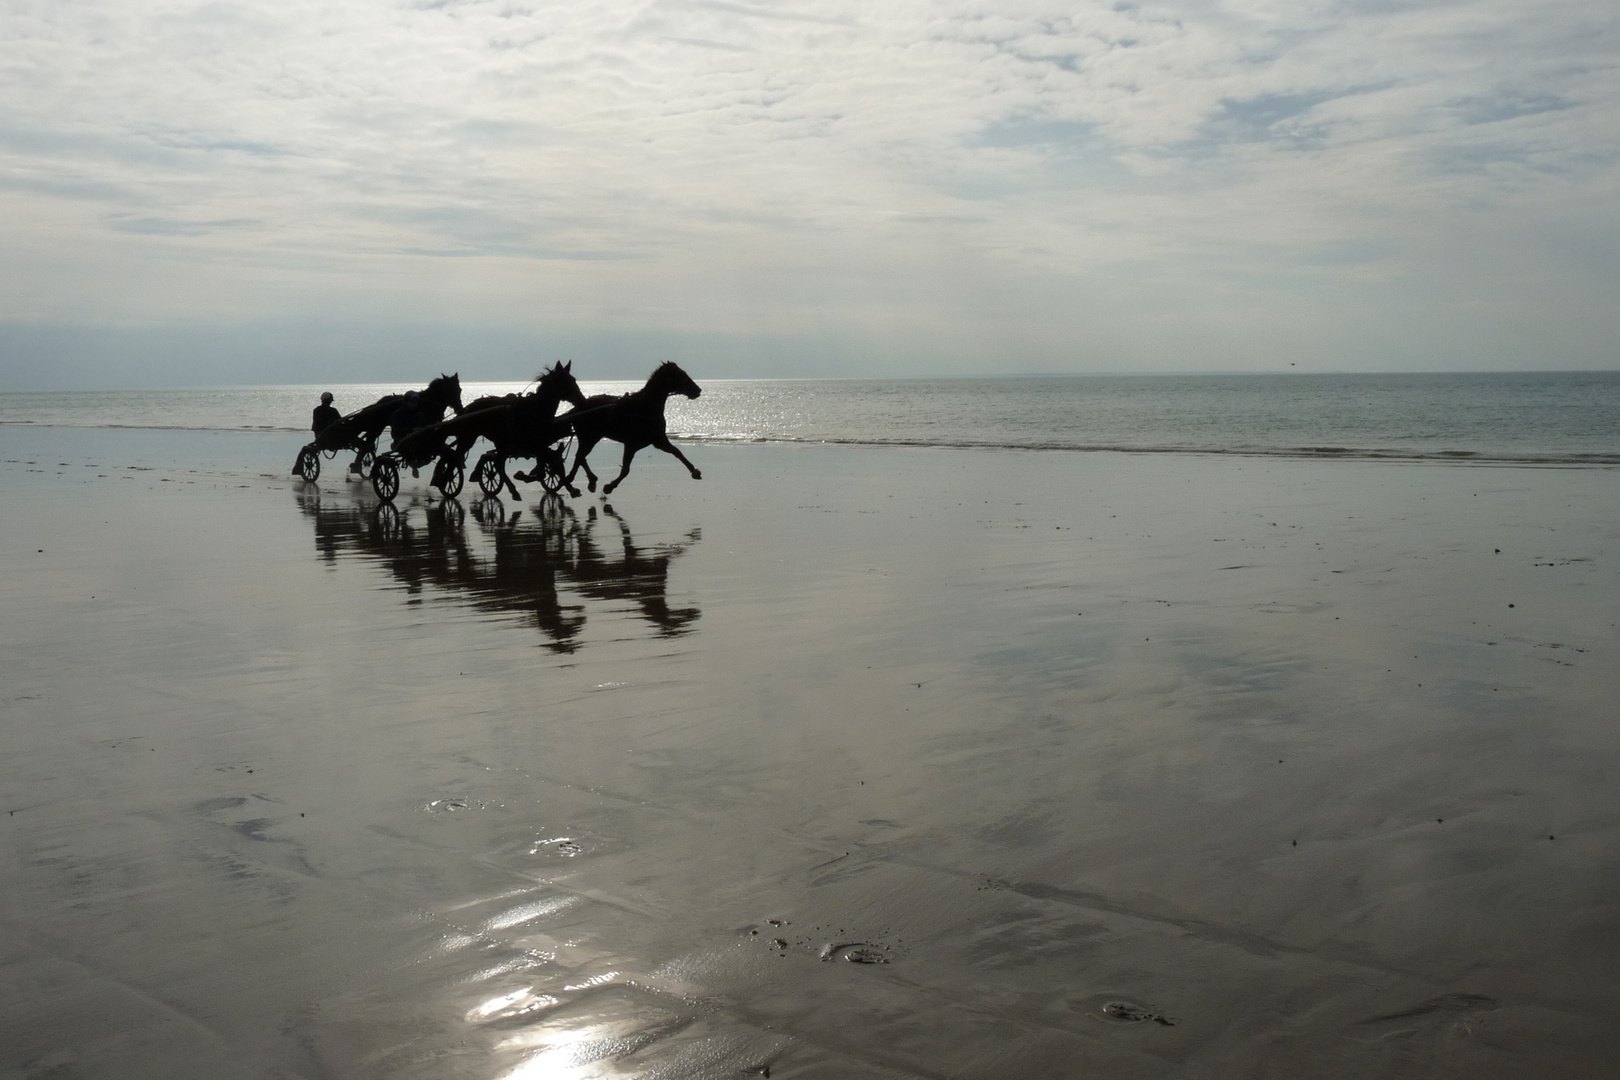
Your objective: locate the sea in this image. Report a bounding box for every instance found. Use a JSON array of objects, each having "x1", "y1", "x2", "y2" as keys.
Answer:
[{"x1": 1, "y1": 371, "x2": 1617, "y2": 466}]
